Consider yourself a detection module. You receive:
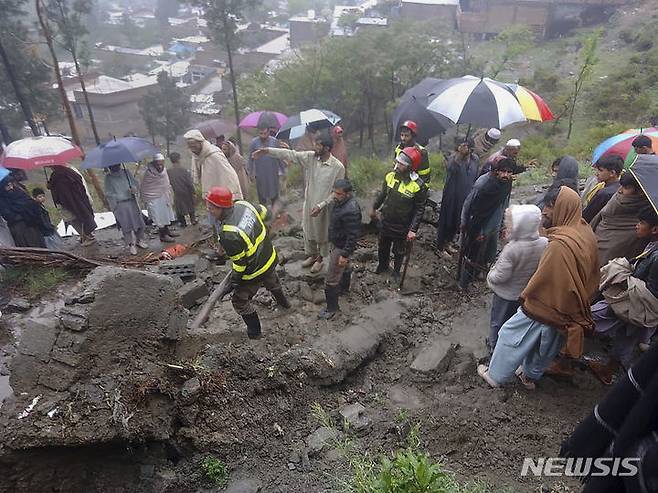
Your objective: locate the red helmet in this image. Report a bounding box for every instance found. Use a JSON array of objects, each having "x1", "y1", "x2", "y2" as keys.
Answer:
[
  {"x1": 206, "y1": 186, "x2": 233, "y2": 208},
  {"x1": 397, "y1": 146, "x2": 422, "y2": 172},
  {"x1": 400, "y1": 120, "x2": 418, "y2": 135}
]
